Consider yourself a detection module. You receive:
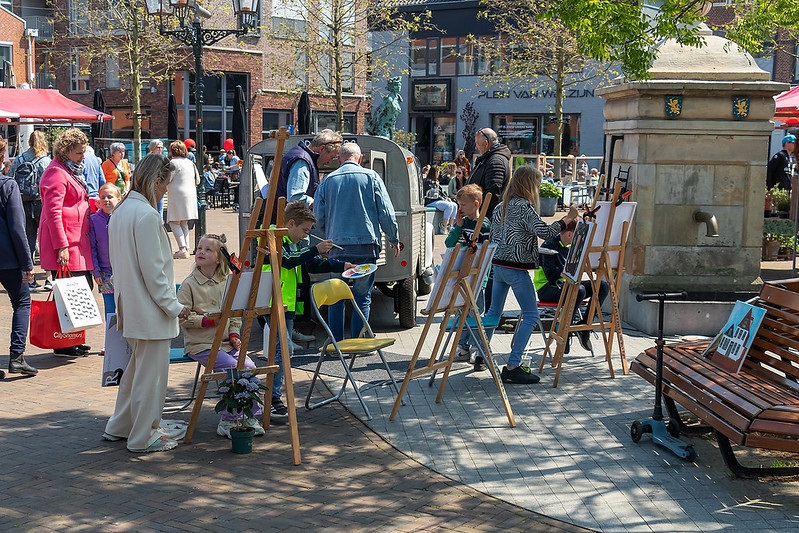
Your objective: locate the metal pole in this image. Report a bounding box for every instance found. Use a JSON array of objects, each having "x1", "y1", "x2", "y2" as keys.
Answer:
[{"x1": 193, "y1": 20, "x2": 206, "y2": 249}]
